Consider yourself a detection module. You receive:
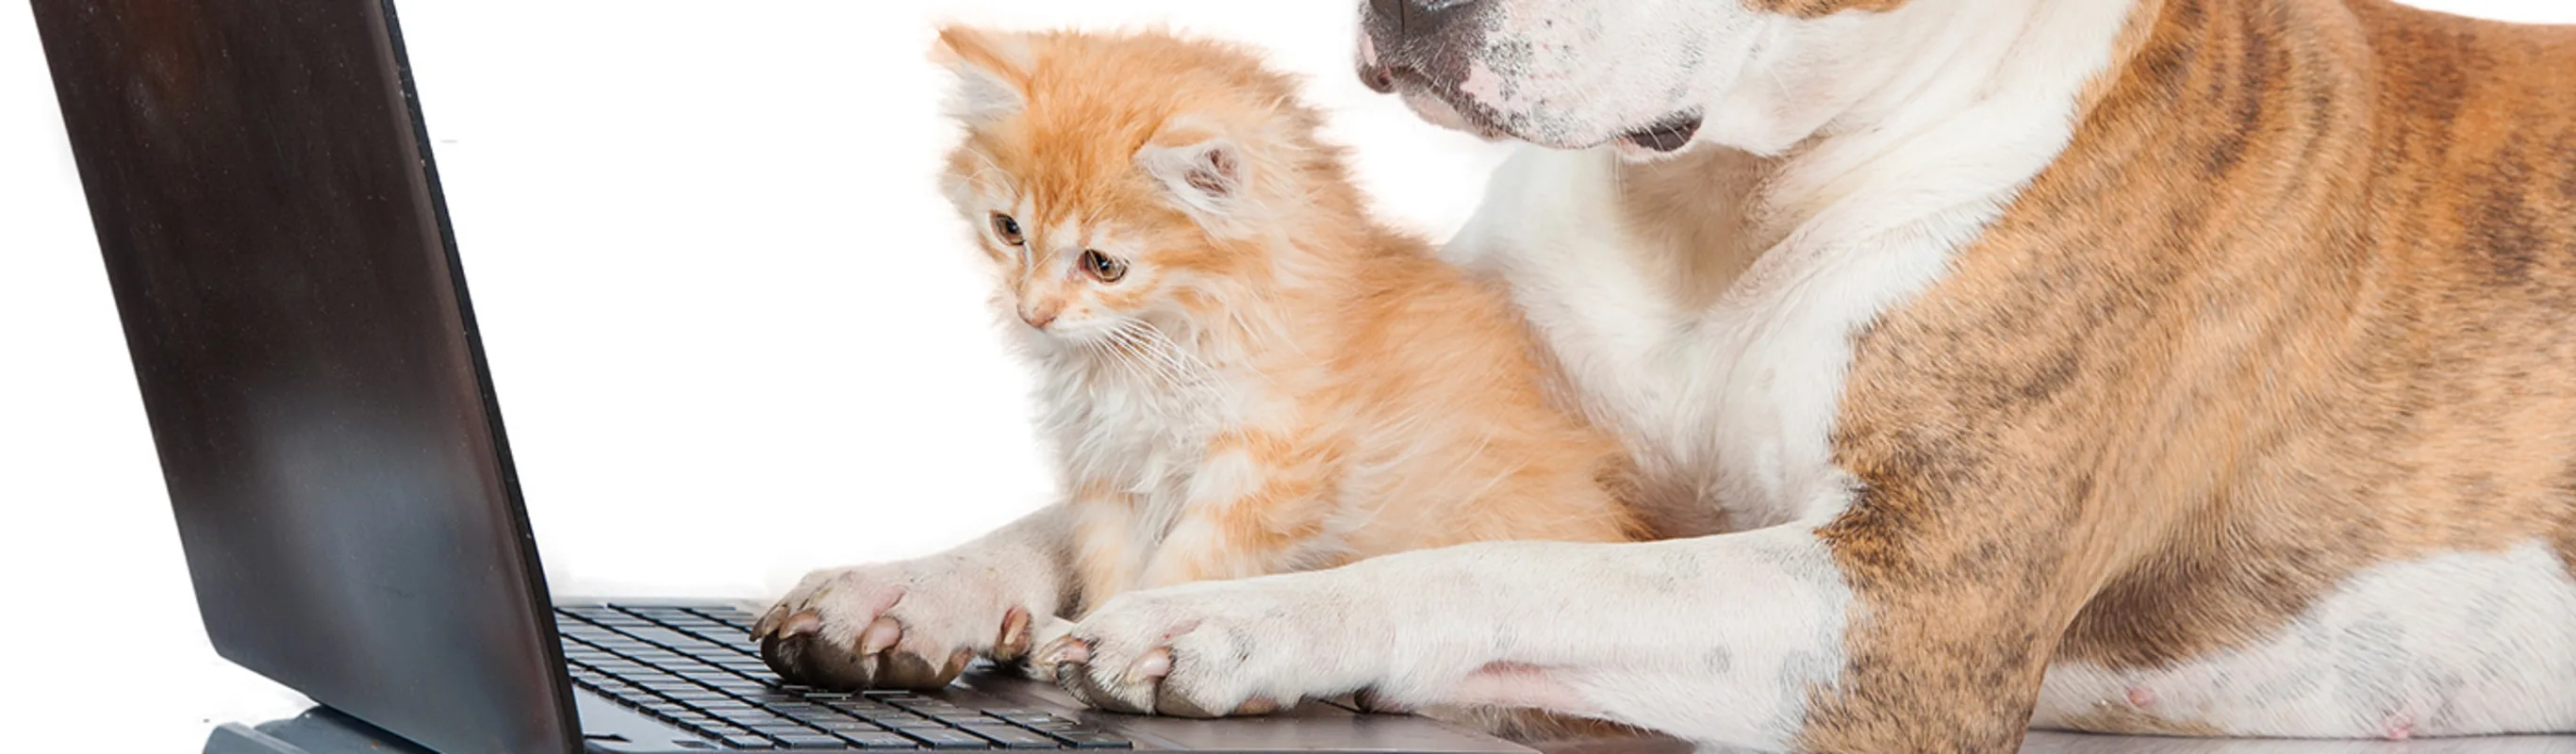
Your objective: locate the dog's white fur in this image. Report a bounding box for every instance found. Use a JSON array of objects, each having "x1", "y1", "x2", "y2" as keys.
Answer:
[{"x1": 2033, "y1": 541, "x2": 2576, "y2": 739}]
